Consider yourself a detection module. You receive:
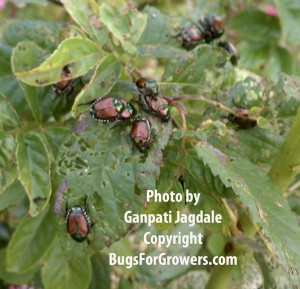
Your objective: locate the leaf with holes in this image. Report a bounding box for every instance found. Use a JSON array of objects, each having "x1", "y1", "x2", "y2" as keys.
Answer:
[{"x1": 57, "y1": 115, "x2": 171, "y2": 248}]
